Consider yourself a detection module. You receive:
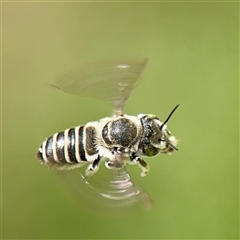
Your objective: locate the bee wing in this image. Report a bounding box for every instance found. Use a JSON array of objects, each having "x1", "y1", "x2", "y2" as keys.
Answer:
[
  {"x1": 58, "y1": 163, "x2": 153, "y2": 215},
  {"x1": 50, "y1": 57, "x2": 148, "y2": 113}
]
